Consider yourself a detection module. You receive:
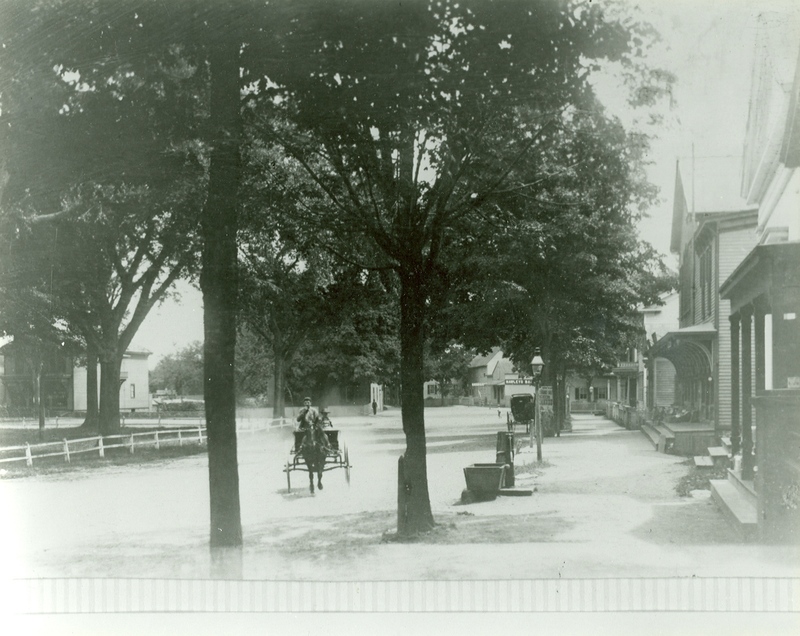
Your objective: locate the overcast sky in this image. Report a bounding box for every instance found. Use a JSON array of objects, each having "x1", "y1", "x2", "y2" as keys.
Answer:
[
  {"x1": 135, "y1": 0, "x2": 800, "y2": 366},
  {"x1": 633, "y1": 0, "x2": 798, "y2": 256}
]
